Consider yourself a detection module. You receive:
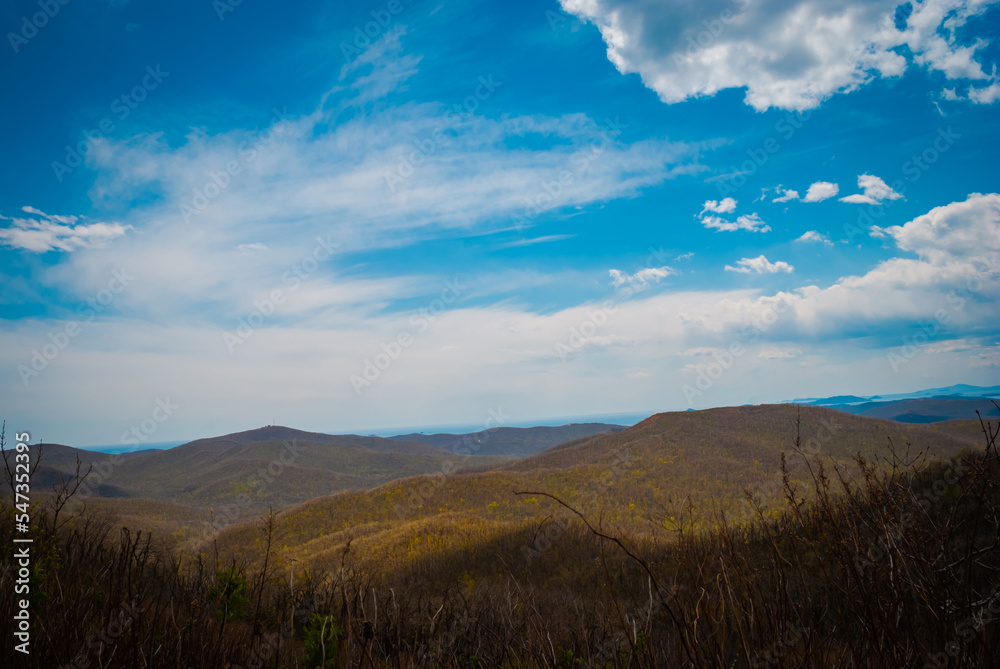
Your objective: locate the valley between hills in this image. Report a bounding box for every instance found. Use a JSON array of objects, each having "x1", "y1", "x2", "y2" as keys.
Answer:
[
  {"x1": 2, "y1": 396, "x2": 999, "y2": 667},
  {"x1": 10, "y1": 404, "x2": 986, "y2": 555}
]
